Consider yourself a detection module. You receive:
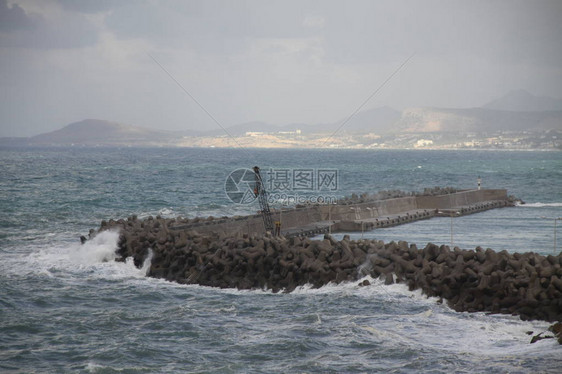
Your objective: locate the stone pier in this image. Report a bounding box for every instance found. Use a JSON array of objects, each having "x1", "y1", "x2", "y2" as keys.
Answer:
[
  {"x1": 87, "y1": 188, "x2": 562, "y2": 327},
  {"x1": 167, "y1": 189, "x2": 512, "y2": 237}
]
